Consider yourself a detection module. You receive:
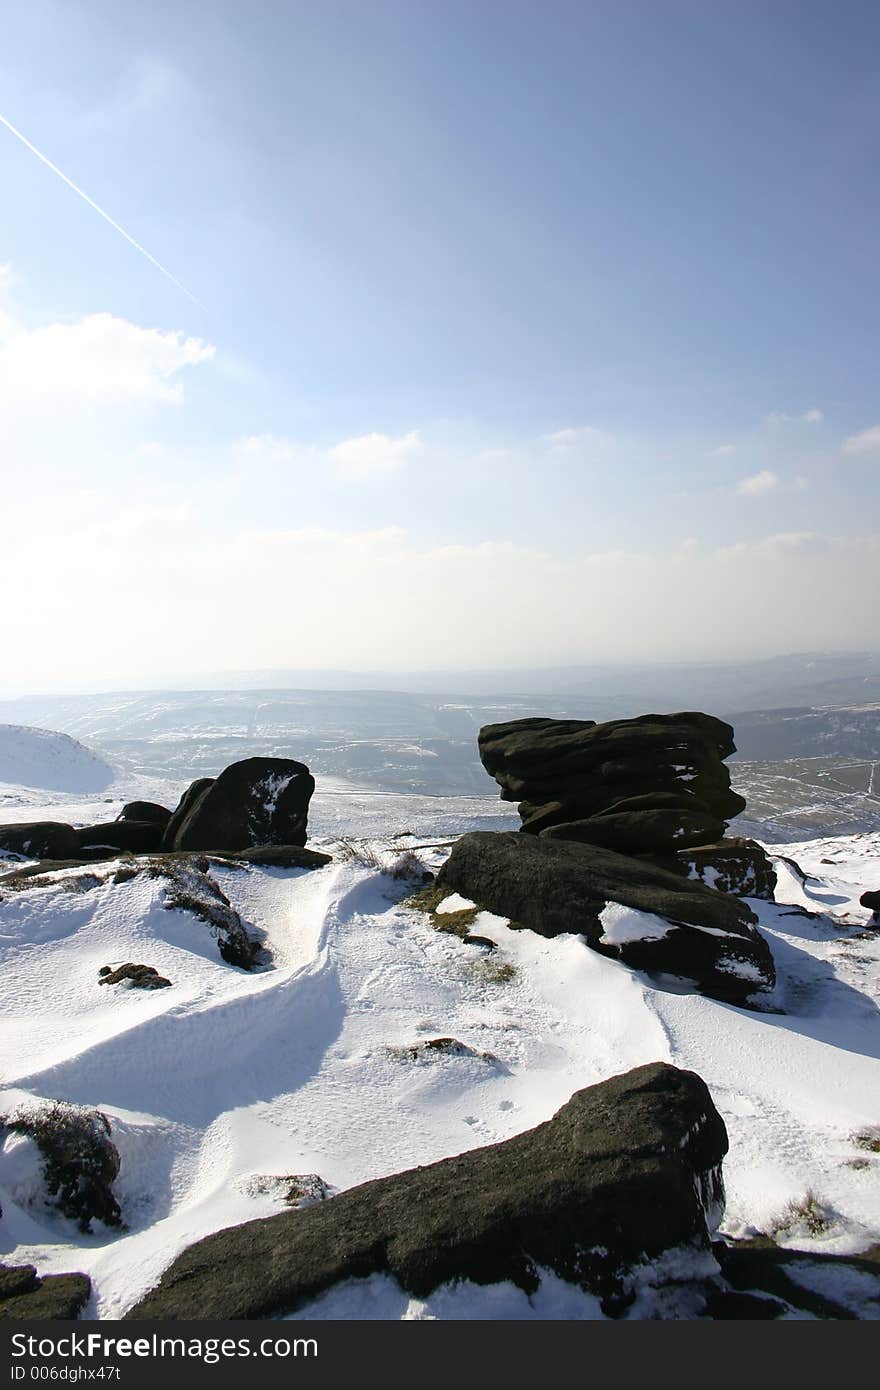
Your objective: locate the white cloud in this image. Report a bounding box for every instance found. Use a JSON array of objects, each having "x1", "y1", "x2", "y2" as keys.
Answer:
[
  {"x1": 710, "y1": 443, "x2": 736, "y2": 457},
  {"x1": 543, "y1": 426, "x2": 614, "y2": 451},
  {"x1": 330, "y1": 429, "x2": 420, "y2": 479},
  {"x1": 239, "y1": 433, "x2": 300, "y2": 465},
  {"x1": 843, "y1": 424, "x2": 880, "y2": 455},
  {"x1": 0, "y1": 311, "x2": 214, "y2": 411},
  {"x1": 766, "y1": 408, "x2": 824, "y2": 426},
  {"x1": 737, "y1": 470, "x2": 779, "y2": 495}
]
